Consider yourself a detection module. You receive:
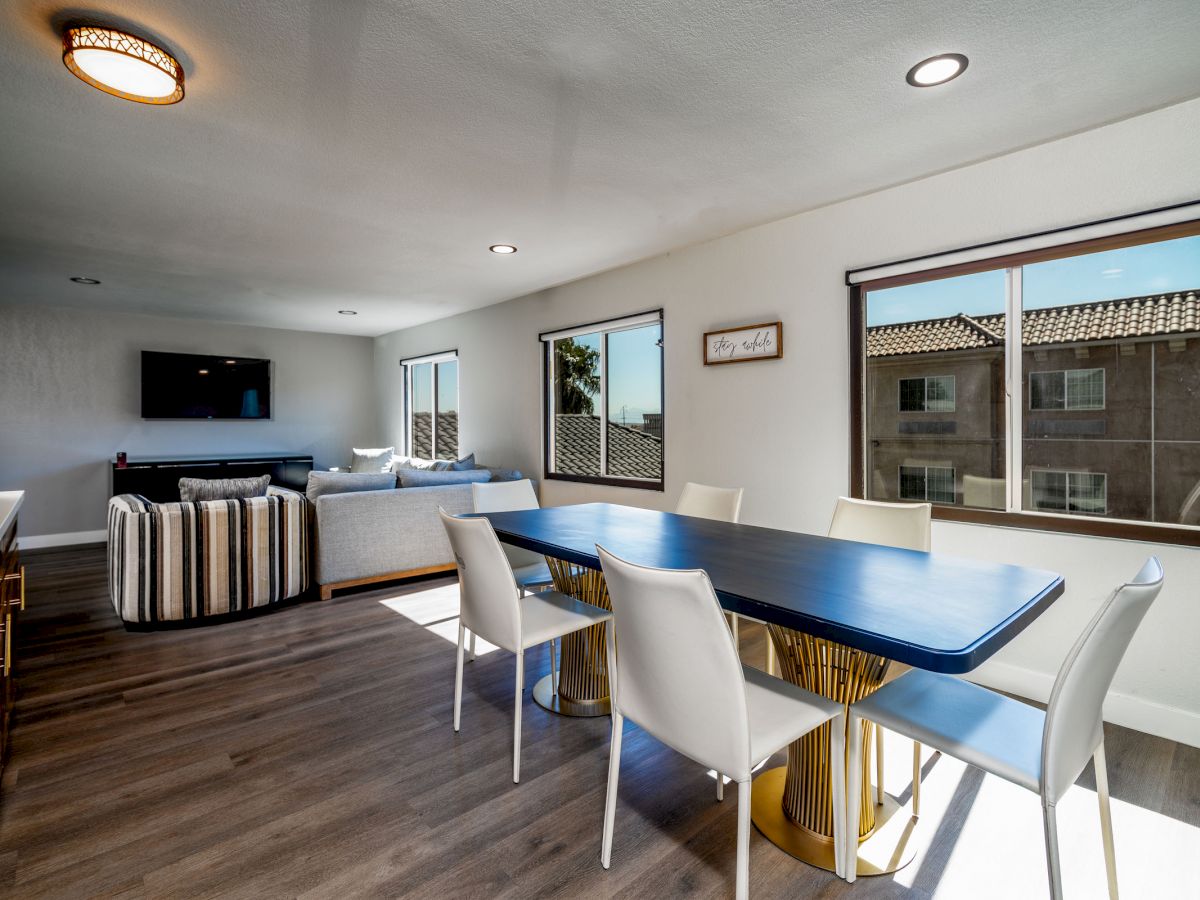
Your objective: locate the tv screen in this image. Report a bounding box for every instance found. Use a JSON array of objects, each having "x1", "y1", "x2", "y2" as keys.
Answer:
[{"x1": 141, "y1": 351, "x2": 272, "y2": 419}]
